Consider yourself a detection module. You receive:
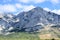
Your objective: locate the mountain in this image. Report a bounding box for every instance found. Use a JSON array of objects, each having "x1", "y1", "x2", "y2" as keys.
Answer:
[
  {"x1": 0, "y1": 13, "x2": 14, "y2": 34},
  {"x1": 10, "y1": 7, "x2": 60, "y2": 32},
  {"x1": 0, "y1": 7, "x2": 60, "y2": 34}
]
